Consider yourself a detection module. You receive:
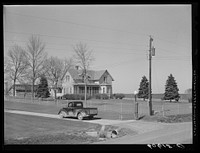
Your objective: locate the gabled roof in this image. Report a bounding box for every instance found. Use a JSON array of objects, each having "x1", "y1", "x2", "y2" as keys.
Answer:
[
  {"x1": 67, "y1": 69, "x2": 114, "y2": 81},
  {"x1": 68, "y1": 69, "x2": 82, "y2": 80}
]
